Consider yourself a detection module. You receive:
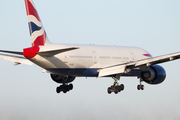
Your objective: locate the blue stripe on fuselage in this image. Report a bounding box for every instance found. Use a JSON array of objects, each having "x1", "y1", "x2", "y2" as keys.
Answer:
[
  {"x1": 28, "y1": 22, "x2": 42, "y2": 35},
  {"x1": 47, "y1": 68, "x2": 99, "y2": 77},
  {"x1": 46, "y1": 68, "x2": 141, "y2": 77}
]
